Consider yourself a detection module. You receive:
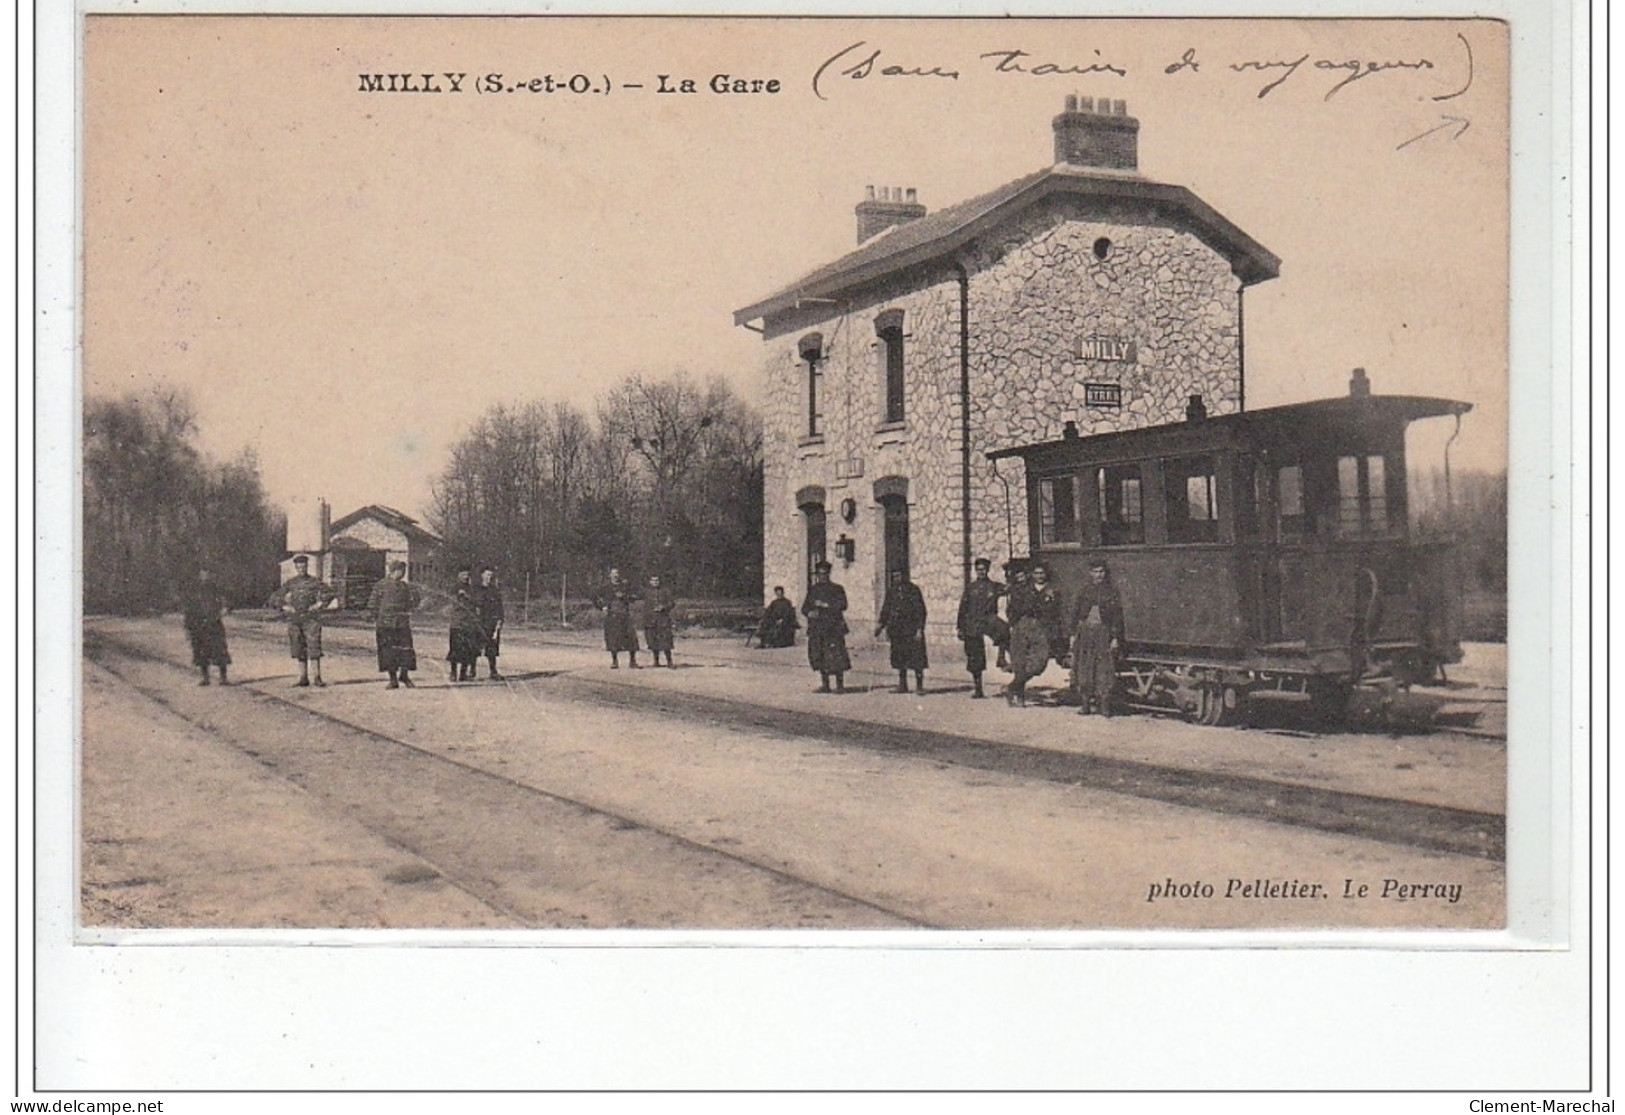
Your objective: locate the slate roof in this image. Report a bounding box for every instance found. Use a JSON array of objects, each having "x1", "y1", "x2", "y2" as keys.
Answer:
[
  {"x1": 734, "y1": 164, "x2": 1280, "y2": 327},
  {"x1": 329, "y1": 504, "x2": 444, "y2": 545}
]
